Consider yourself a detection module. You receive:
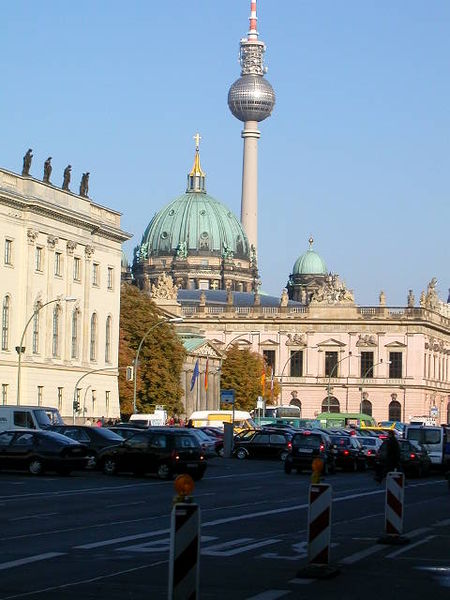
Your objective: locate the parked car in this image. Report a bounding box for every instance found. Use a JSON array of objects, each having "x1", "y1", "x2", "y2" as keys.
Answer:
[
  {"x1": 375, "y1": 439, "x2": 431, "y2": 477},
  {"x1": 284, "y1": 430, "x2": 336, "y2": 474},
  {"x1": 356, "y1": 436, "x2": 382, "y2": 467},
  {"x1": 330, "y1": 435, "x2": 366, "y2": 471},
  {"x1": 0, "y1": 429, "x2": 88, "y2": 475},
  {"x1": 51, "y1": 425, "x2": 124, "y2": 468},
  {"x1": 233, "y1": 430, "x2": 293, "y2": 461},
  {"x1": 98, "y1": 428, "x2": 207, "y2": 480},
  {"x1": 108, "y1": 426, "x2": 147, "y2": 440},
  {"x1": 198, "y1": 427, "x2": 224, "y2": 456},
  {"x1": 189, "y1": 429, "x2": 218, "y2": 458}
]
